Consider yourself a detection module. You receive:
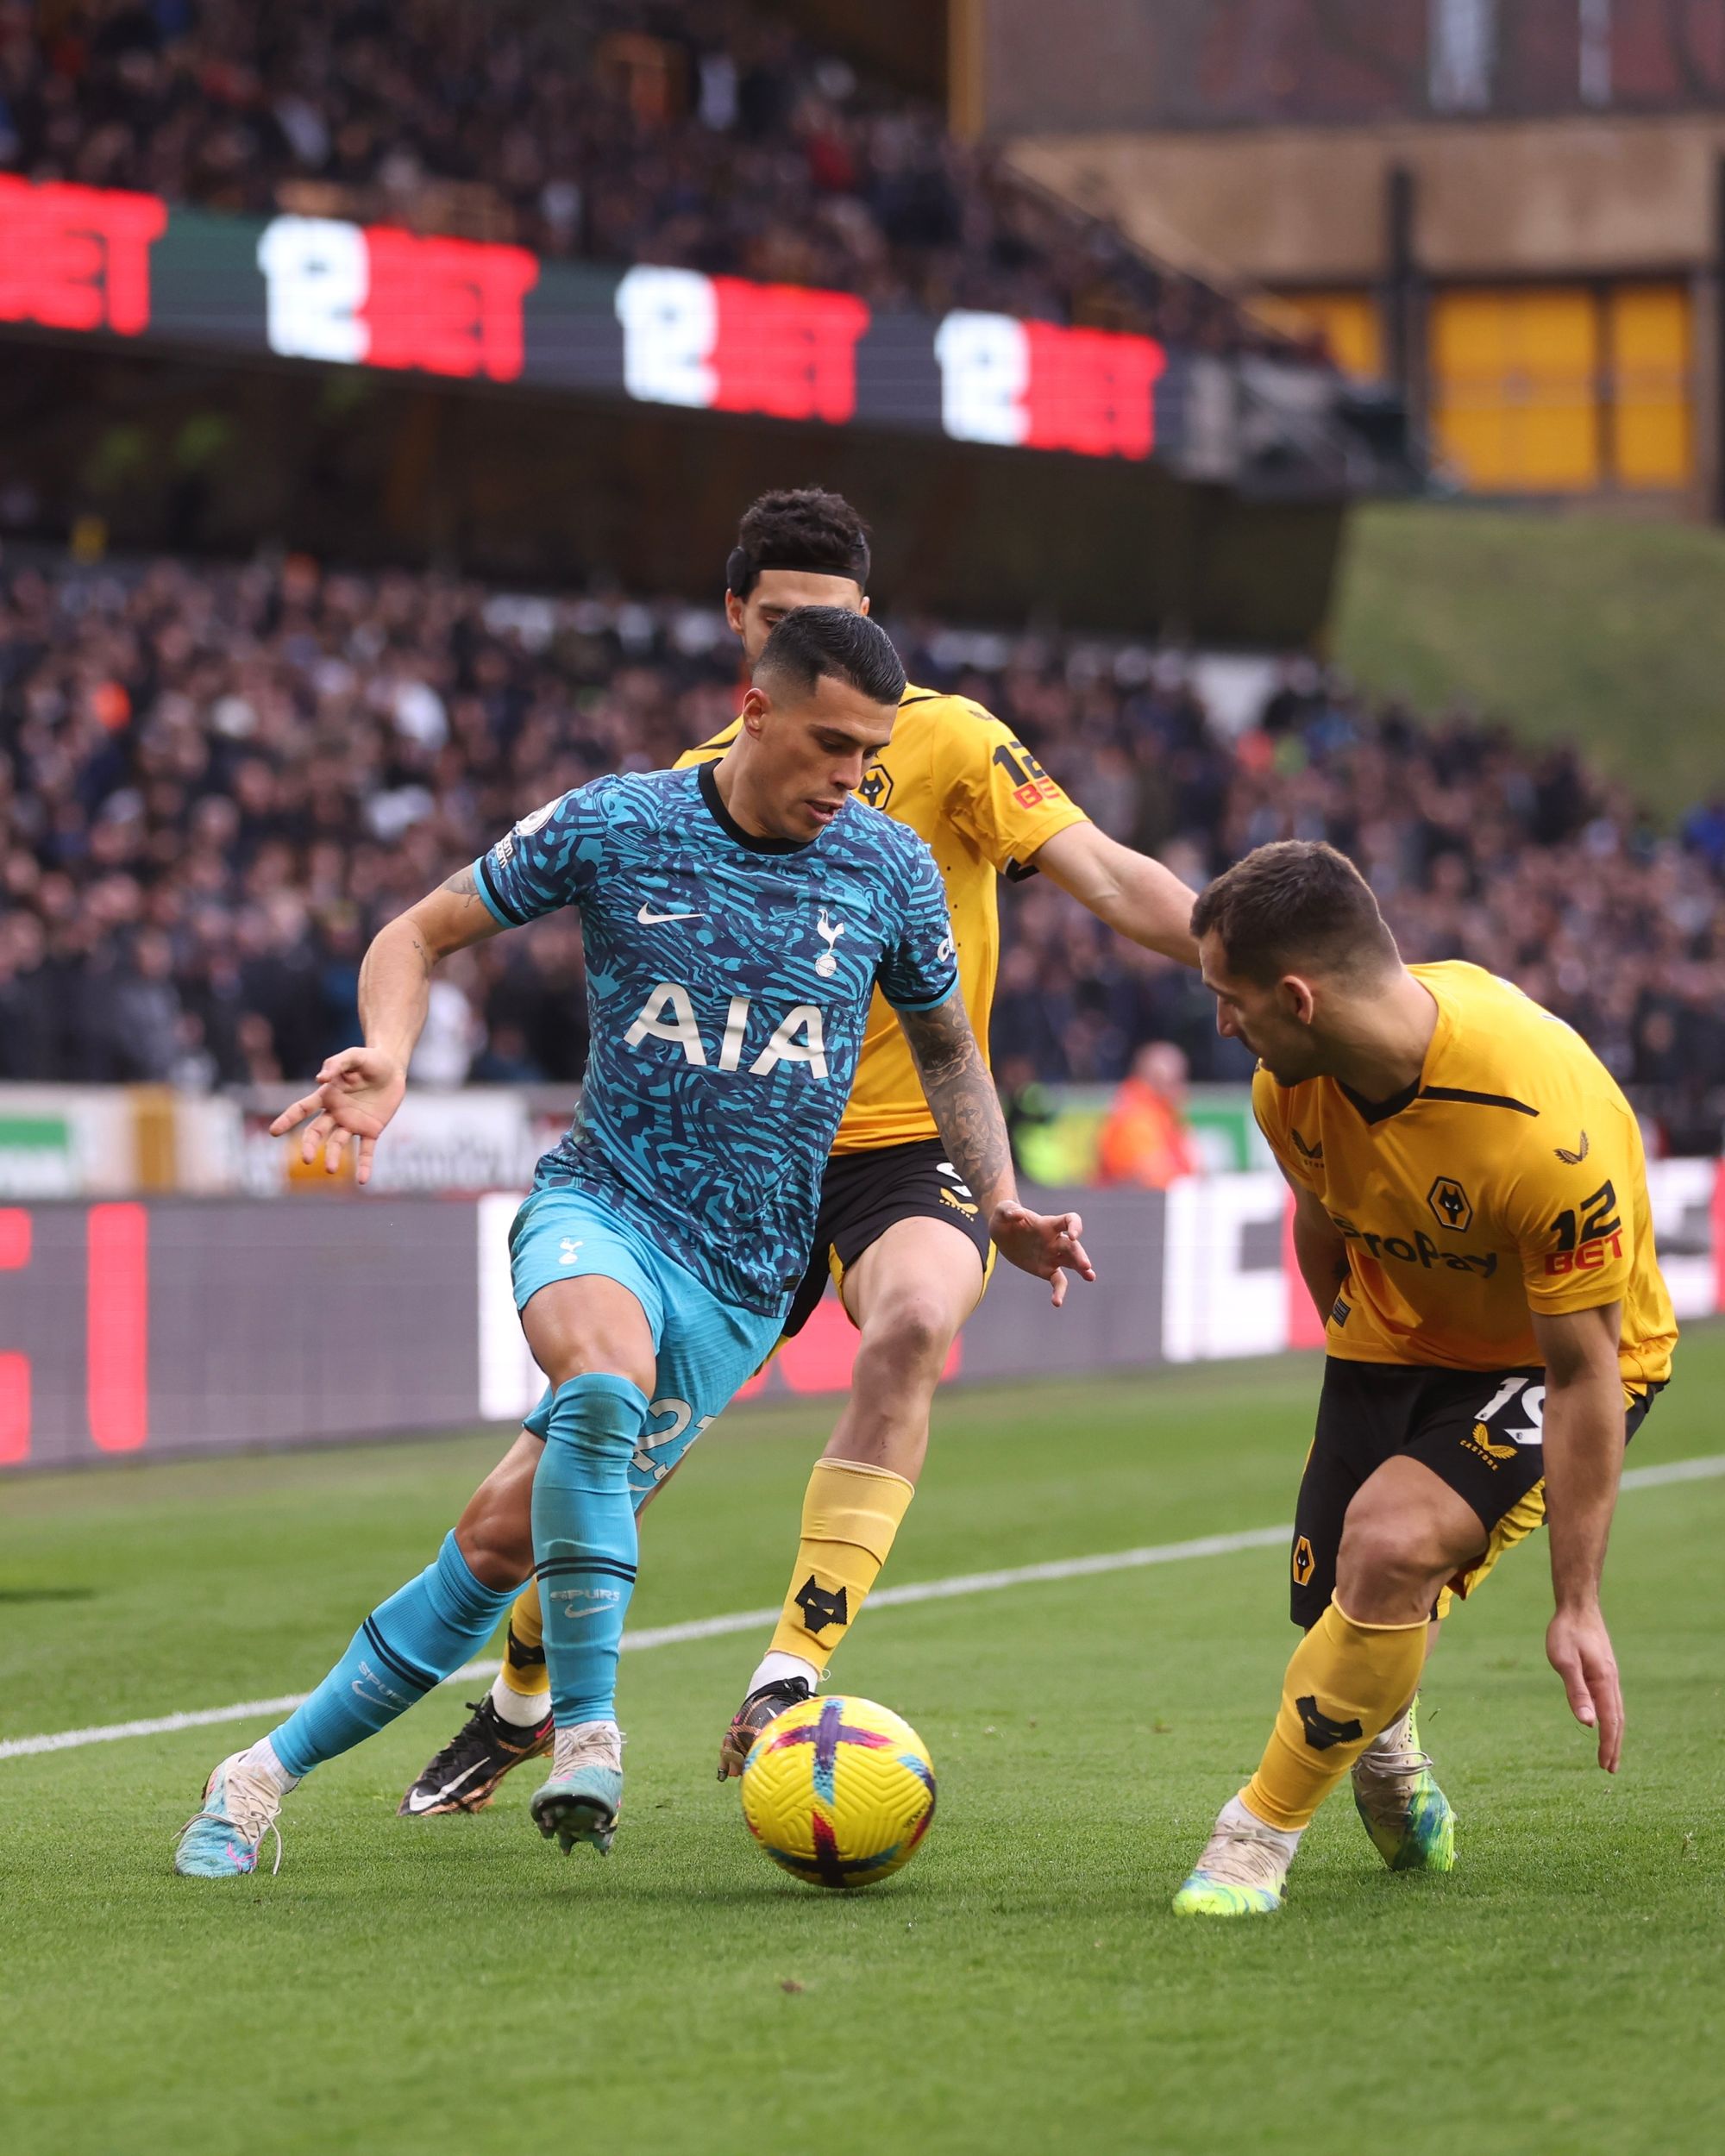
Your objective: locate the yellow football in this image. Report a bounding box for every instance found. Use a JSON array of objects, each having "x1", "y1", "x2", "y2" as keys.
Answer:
[{"x1": 740, "y1": 1694, "x2": 937, "y2": 1890}]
